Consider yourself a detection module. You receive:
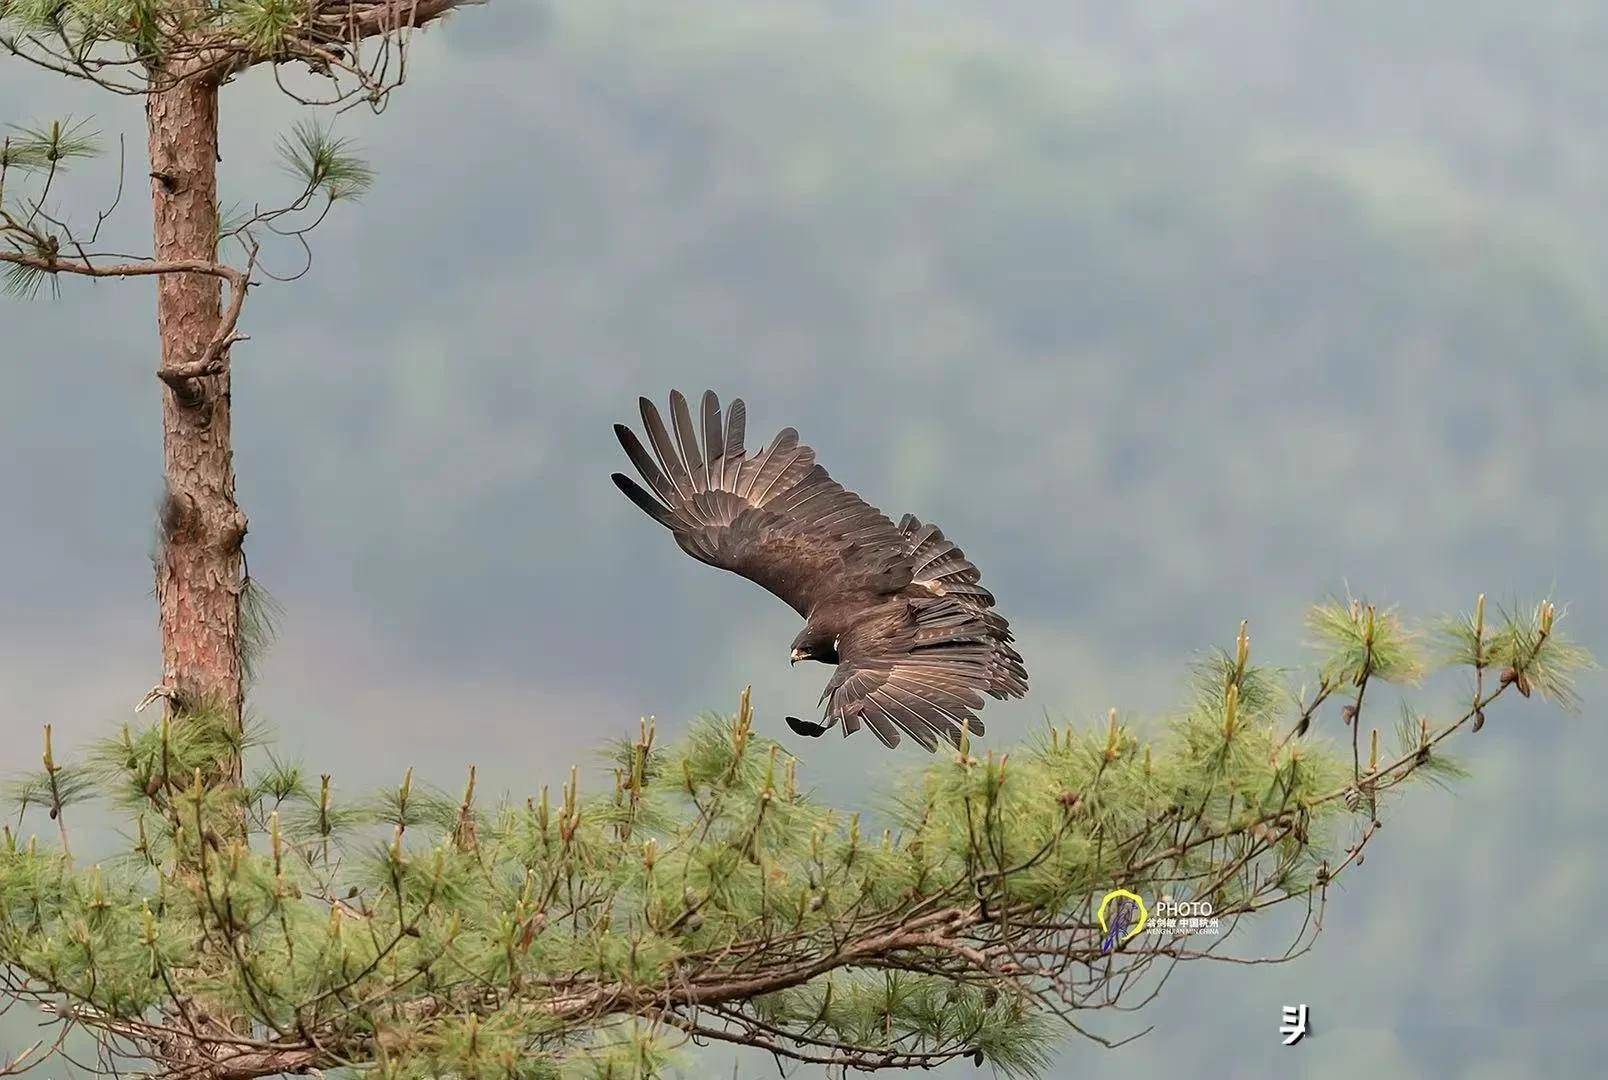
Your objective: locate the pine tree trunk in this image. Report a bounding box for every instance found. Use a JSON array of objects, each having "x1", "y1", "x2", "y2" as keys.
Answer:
[{"x1": 147, "y1": 74, "x2": 248, "y2": 790}]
